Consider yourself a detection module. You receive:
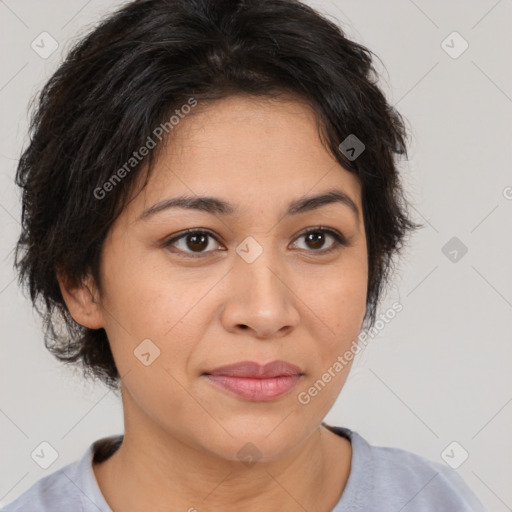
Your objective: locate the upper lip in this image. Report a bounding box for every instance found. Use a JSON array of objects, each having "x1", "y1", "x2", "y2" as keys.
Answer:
[{"x1": 204, "y1": 360, "x2": 303, "y2": 378}]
